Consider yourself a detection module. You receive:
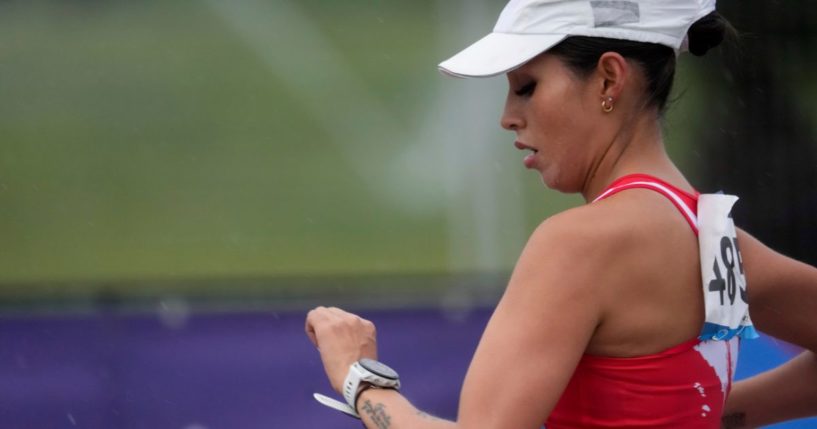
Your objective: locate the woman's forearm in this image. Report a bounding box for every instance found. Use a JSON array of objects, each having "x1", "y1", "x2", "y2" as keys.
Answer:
[
  {"x1": 356, "y1": 388, "x2": 457, "y2": 429},
  {"x1": 722, "y1": 351, "x2": 817, "y2": 428}
]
